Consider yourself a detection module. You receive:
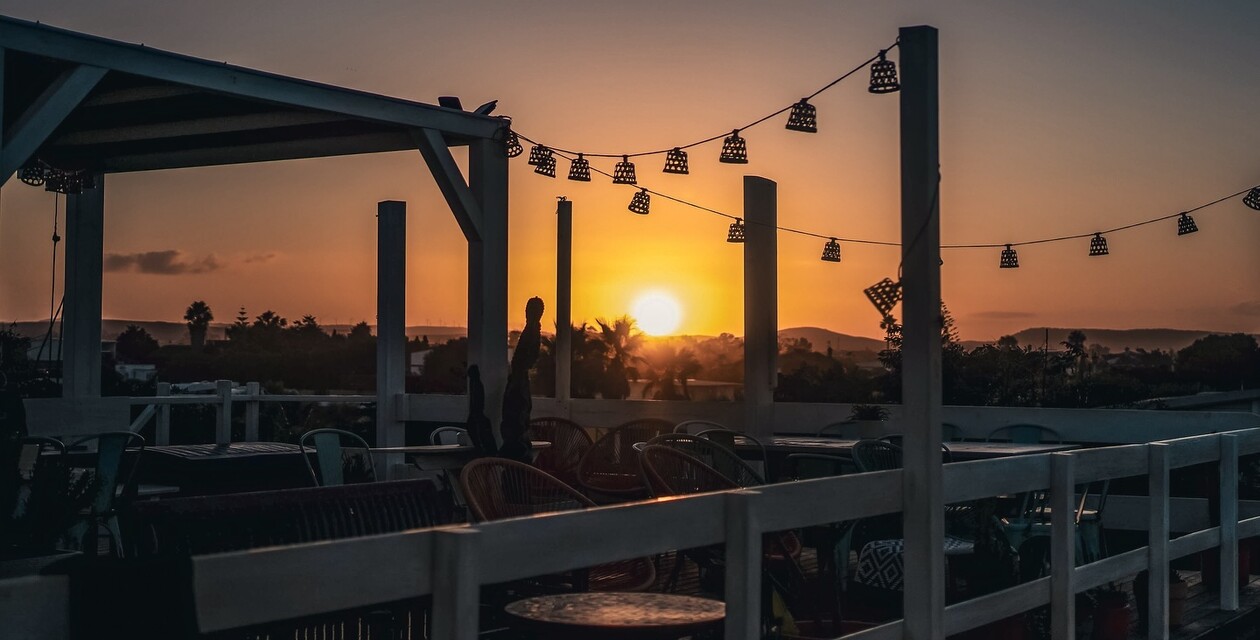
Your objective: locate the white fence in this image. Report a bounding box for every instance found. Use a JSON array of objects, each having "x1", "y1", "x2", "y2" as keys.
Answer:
[{"x1": 187, "y1": 428, "x2": 1260, "y2": 640}]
